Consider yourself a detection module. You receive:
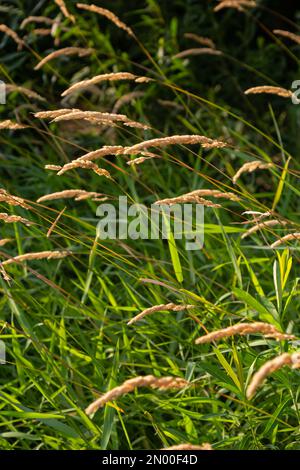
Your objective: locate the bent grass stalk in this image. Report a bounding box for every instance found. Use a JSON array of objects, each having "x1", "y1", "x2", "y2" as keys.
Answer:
[
  {"x1": 233, "y1": 161, "x2": 274, "y2": 184},
  {"x1": 76, "y1": 3, "x2": 134, "y2": 37},
  {"x1": 123, "y1": 135, "x2": 228, "y2": 155},
  {"x1": 127, "y1": 303, "x2": 195, "y2": 325},
  {"x1": 85, "y1": 375, "x2": 189, "y2": 415},
  {"x1": 2, "y1": 250, "x2": 71, "y2": 266},
  {"x1": 61, "y1": 72, "x2": 151, "y2": 97},
  {"x1": 244, "y1": 86, "x2": 292, "y2": 98},
  {"x1": 34, "y1": 47, "x2": 94, "y2": 70},
  {"x1": 247, "y1": 353, "x2": 300, "y2": 399},
  {"x1": 271, "y1": 233, "x2": 300, "y2": 248},
  {"x1": 241, "y1": 219, "x2": 287, "y2": 239},
  {"x1": 195, "y1": 322, "x2": 295, "y2": 345}
]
